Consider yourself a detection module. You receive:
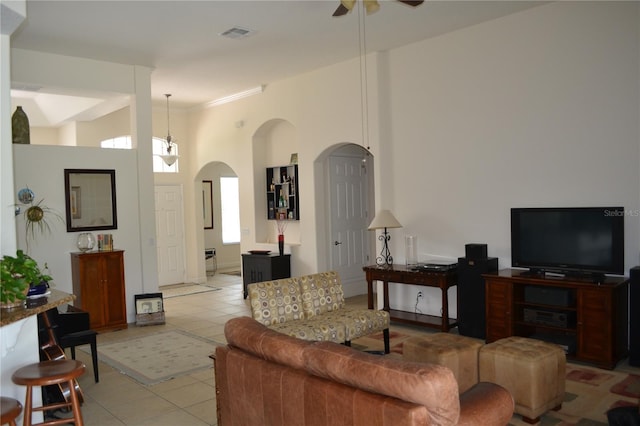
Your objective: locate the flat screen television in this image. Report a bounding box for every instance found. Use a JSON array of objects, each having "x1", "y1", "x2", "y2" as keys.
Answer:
[{"x1": 511, "y1": 207, "x2": 625, "y2": 277}]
